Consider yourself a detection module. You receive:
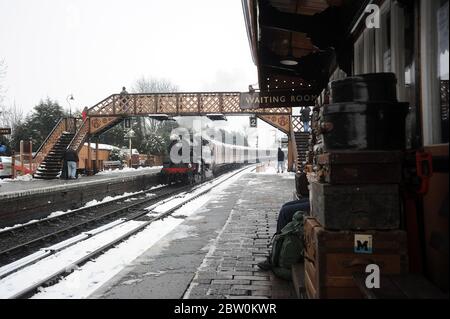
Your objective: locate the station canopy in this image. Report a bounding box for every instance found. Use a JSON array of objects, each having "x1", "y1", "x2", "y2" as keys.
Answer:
[{"x1": 242, "y1": 0, "x2": 369, "y2": 96}]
